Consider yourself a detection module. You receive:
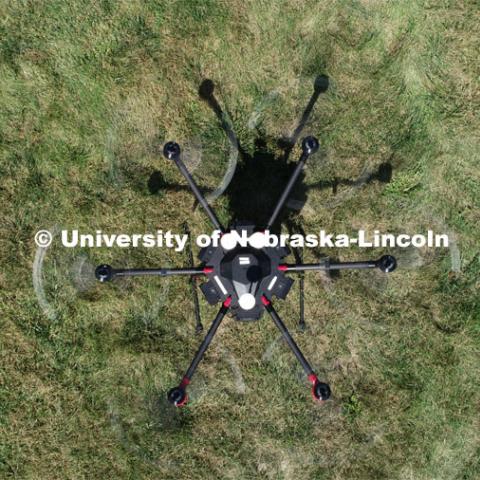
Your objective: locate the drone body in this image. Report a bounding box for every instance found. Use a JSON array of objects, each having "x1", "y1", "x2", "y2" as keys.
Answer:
[
  {"x1": 198, "y1": 223, "x2": 293, "y2": 321},
  {"x1": 95, "y1": 134, "x2": 396, "y2": 408}
]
